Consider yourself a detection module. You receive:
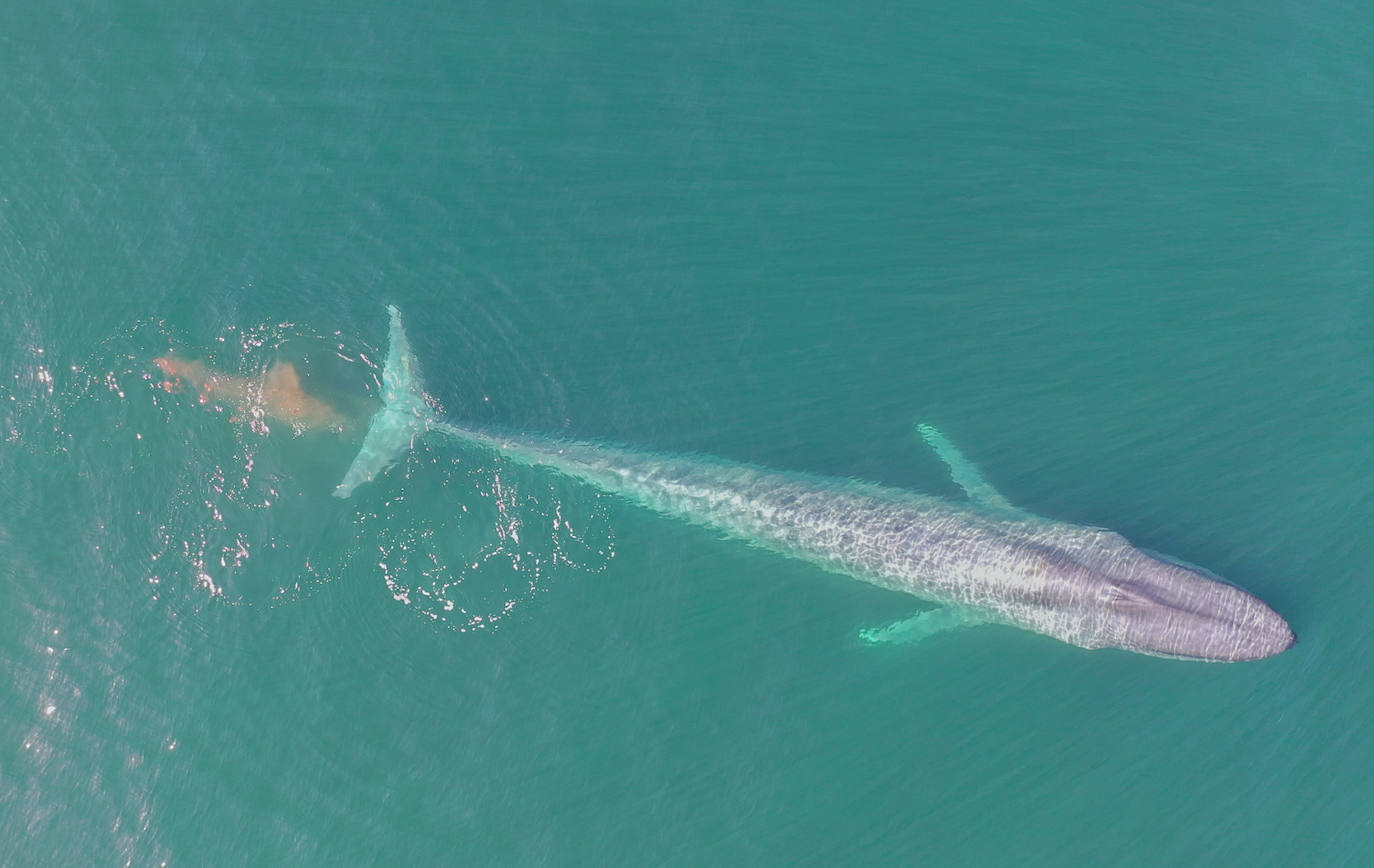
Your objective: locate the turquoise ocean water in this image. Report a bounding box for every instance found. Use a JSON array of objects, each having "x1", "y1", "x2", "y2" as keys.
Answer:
[{"x1": 3, "y1": 1, "x2": 1372, "y2": 864}]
